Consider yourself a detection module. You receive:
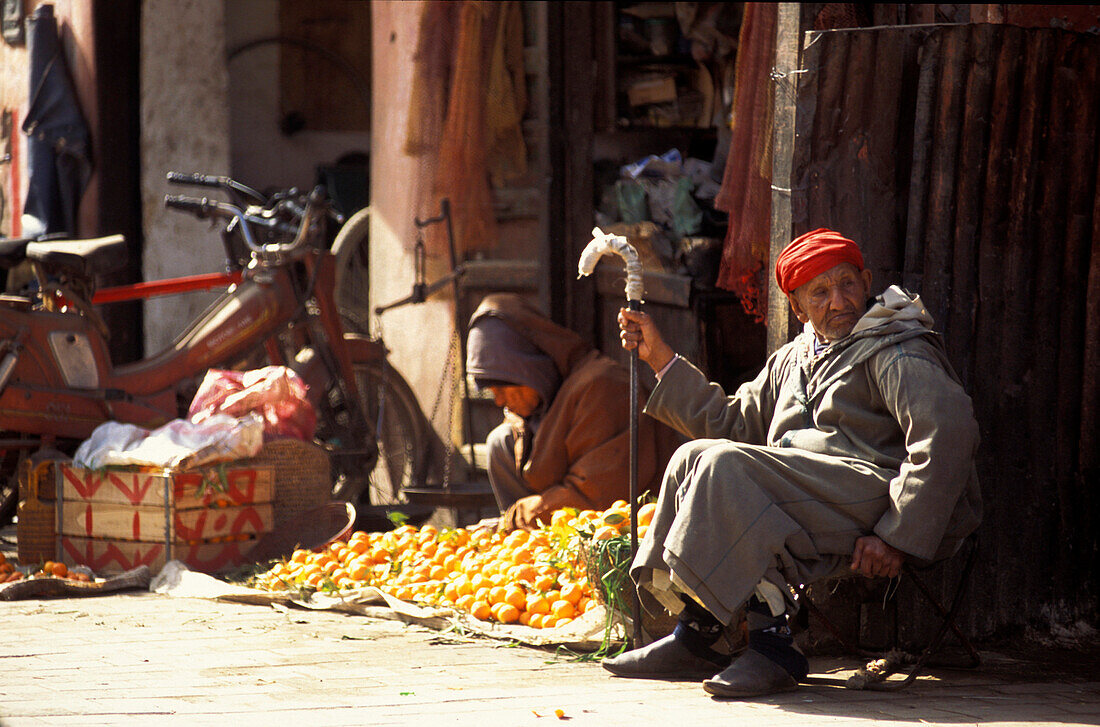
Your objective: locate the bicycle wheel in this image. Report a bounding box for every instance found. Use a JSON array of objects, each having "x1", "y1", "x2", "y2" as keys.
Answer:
[
  {"x1": 349, "y1": 357, "x2": 428, "y2": 507},
  {"x1": 331, "y1": 206, "x2": 371, "y2": 335}
]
